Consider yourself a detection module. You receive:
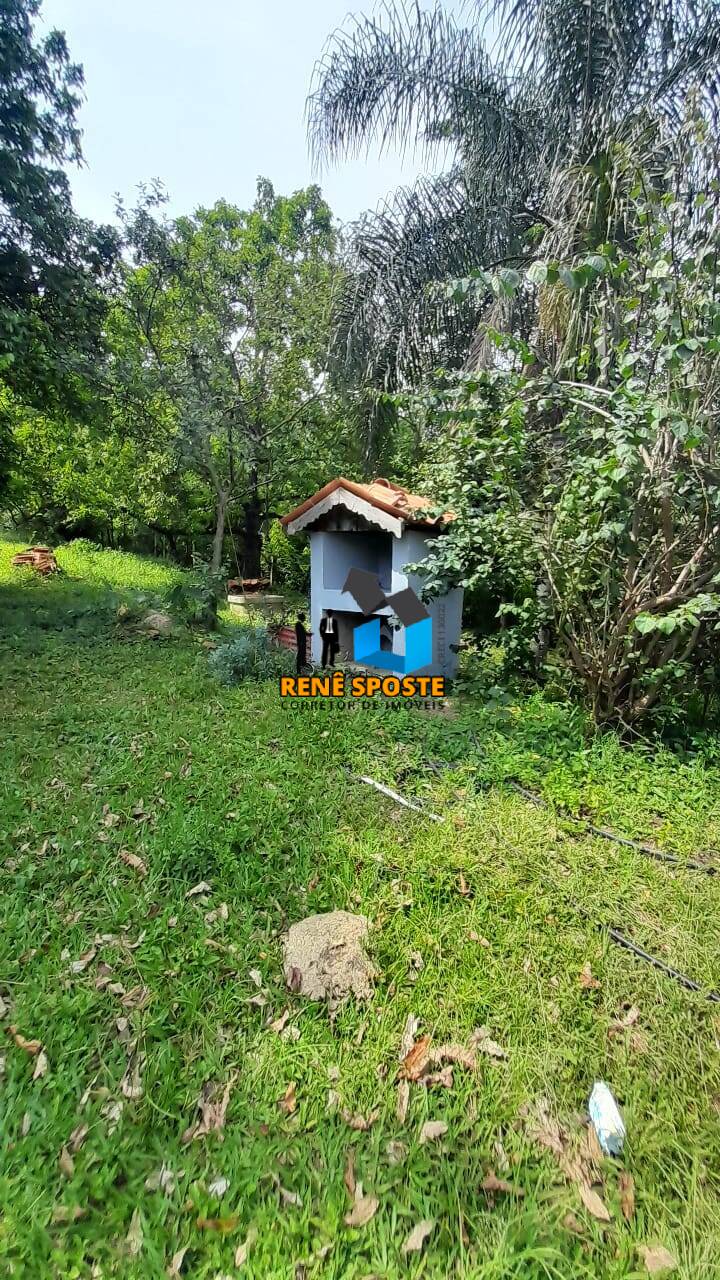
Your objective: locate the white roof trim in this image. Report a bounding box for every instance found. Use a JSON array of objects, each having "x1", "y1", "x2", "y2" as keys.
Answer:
[{"x1": 284, "y1": 487, "x2": 405, "y2": 538}]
